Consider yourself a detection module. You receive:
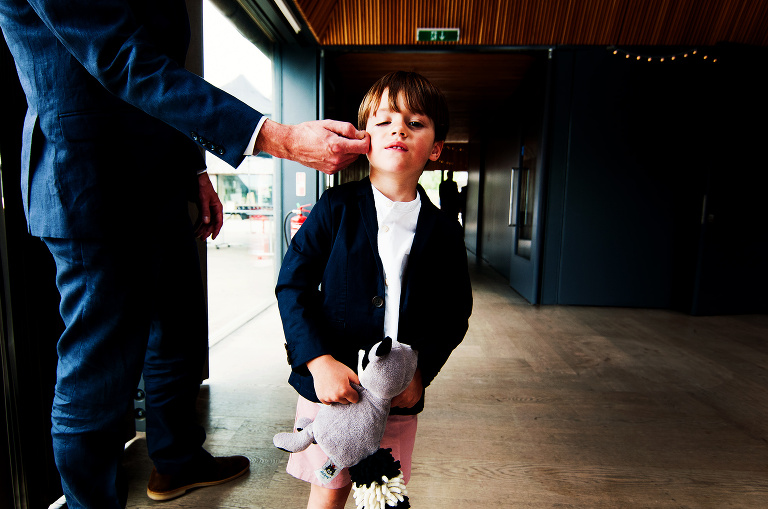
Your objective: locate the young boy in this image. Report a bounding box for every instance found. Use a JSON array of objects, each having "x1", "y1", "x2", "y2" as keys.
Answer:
[{"x1": 275, "y1": 71, "x2": 473, "y2": 509}]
